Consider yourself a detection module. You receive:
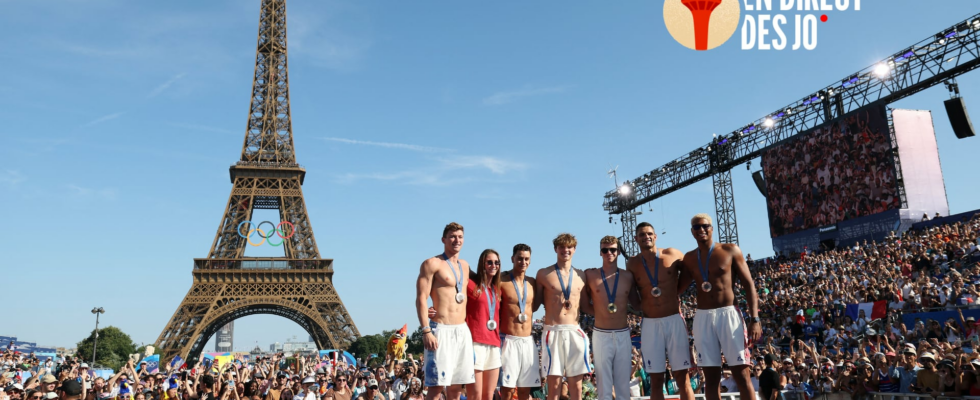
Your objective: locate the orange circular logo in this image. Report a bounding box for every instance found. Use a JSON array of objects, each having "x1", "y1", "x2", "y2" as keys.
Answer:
[{"x1": 663, "y1": 0, "x2": 741, "y2": 51}]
